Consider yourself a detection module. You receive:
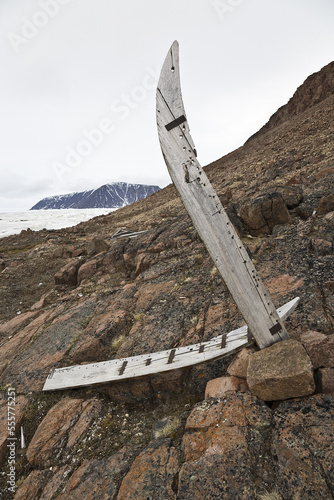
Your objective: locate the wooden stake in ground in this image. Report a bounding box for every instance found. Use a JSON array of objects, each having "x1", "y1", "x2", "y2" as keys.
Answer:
[{"x1": 156, "y1": 41, "x2": 290, "y2": 350}]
